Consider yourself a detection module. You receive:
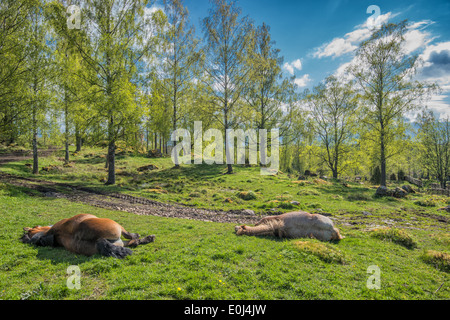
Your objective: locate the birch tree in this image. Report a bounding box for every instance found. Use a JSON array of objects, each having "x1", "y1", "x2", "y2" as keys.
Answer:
[
  {"x1": 306, "y1": 75, "x2": 358, "y2": 179},
  {"x1": 201, "y1": 0, "x2": 253, "y2": 174},
  {"x1": 350, "y1": 21, "x2": 437, "y2": 186}
]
